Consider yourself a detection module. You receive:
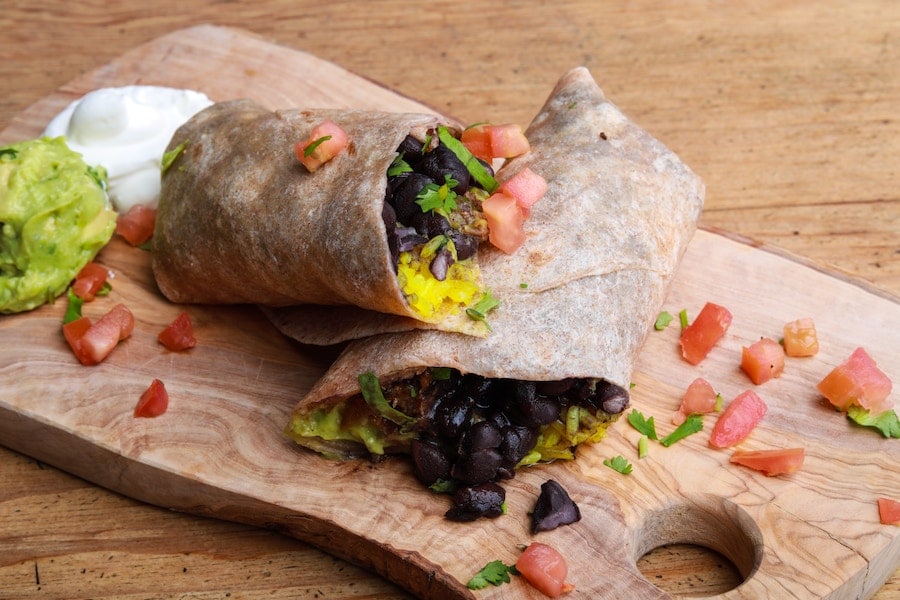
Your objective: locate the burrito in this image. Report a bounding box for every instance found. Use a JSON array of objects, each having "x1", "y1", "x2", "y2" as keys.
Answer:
[
  {"x1": 152, "y1": 100, "x2": 503, "y2": 337},
  {"x1": 284, "y1": 67, "x2": 705, "y2": 518}
]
